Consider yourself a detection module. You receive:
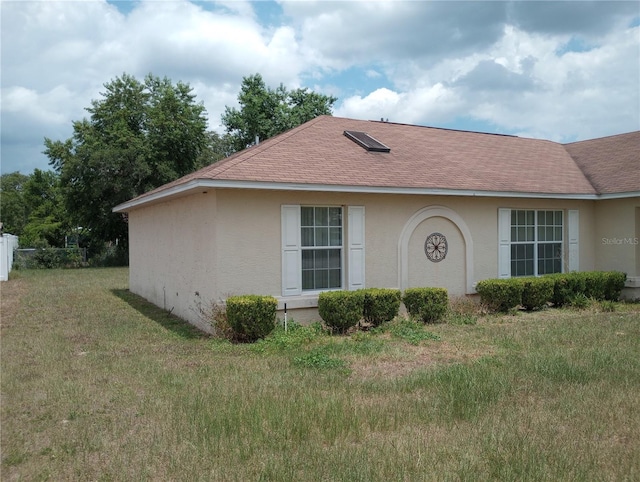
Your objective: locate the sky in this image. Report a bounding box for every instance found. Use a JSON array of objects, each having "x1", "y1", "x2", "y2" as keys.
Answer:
[{"x1": 1, "y1": 0, "x2": 639, "y2": 175}]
